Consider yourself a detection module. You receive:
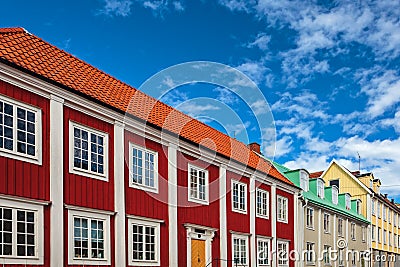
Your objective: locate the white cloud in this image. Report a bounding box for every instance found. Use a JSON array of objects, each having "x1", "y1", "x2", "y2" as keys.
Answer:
[
  {"x1": 380, "y1": 110, "x2": 400, "y2": 133},
  {"x1": 266, "y1": 135, "x2": 293, "y2": 158},
  {"x1": 247, "y1": 33, "x2": 271, "y2": 51},
  {"x1": 100, "y1": 0, "x2": 132, "y2": 17},
  {"x1": 357, "y1": 68, "x2": 400, "y2": 118},
  {"x1": 218, "y1": 0, "x2": 253, "y2": 12},
  {"x1": 172, "y1": 1, "x2": 185, "y2": 11},
  {"x1": 214, "y1": 87, "x2": 239, "y2": 105},
  {"x1": 235, "y1": 61, "x2": 269, "y2": 85},
  {"x1": 177, "y1": 102, "x2": 220, "y2": 118},
  {"x1": 225, "y1": 121, "x2": 251, "y2": 136}
]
